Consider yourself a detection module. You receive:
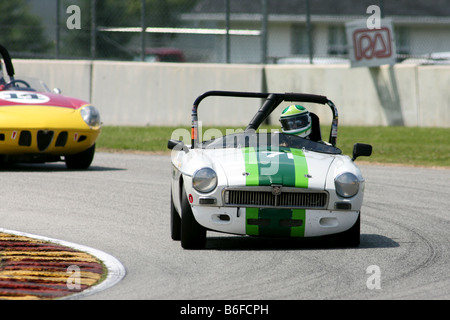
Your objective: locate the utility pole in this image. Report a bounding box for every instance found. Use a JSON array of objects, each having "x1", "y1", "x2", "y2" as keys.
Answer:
[
  {"x1": 261, "y1": 0, "x2": 268, "y2": 64},
  {"x1": 379, "y1": 0, "x2": 385, "y2": 18},
  {"x1": 91, "y1": 0, "x2": 97, "y2": 60},
  {"x1": 141, "y1": 0, "x2": 146, "y2": 61},
  {"x1": 306, "y1": 0, "x2": 313, "y2": 64},
  {"x1": 226, "y1": 0, "x2": 231, "y2": 63},
  {"x1": 56, "y1": 0, "x2": 60, "y2": 58}
]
